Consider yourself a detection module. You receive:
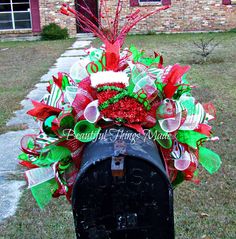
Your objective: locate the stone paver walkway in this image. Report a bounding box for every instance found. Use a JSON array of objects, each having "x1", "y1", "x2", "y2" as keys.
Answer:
[{"x1": 0, "y1": 34, "x2": 94, "y2": 222}]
